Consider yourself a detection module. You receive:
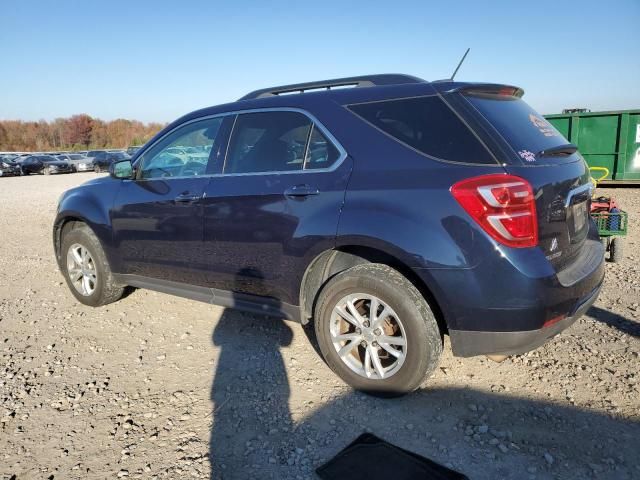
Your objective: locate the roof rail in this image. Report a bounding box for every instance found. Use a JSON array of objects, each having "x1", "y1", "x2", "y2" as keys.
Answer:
[{"x1": 239, "y1": 74, "x2": 425, "y2": 100}]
